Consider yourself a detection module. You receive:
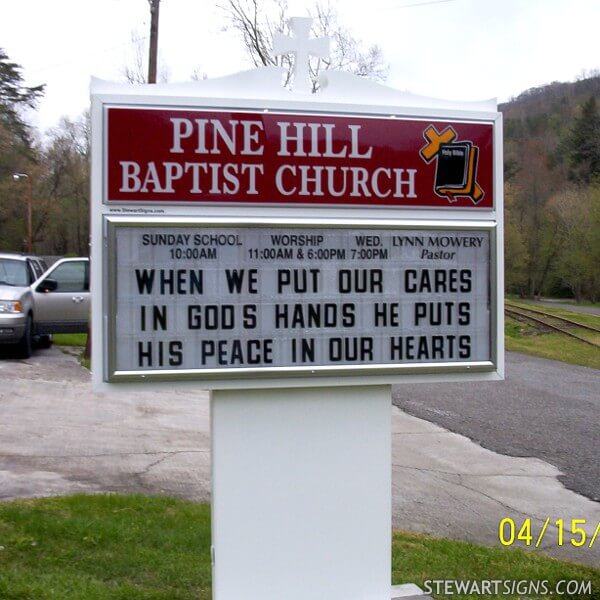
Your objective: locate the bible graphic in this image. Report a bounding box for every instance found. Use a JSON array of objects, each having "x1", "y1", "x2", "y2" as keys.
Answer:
[{"x1": 420, "y1": 125, "x2": 484, "y2": 204}]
